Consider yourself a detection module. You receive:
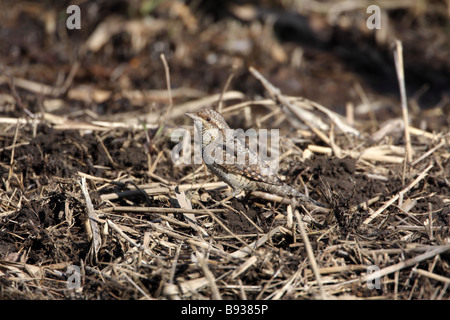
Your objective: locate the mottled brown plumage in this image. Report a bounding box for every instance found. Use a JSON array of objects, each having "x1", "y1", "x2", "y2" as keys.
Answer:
[{"x1": 186, "y1": 109, "x2": 325, "y2": 208}]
